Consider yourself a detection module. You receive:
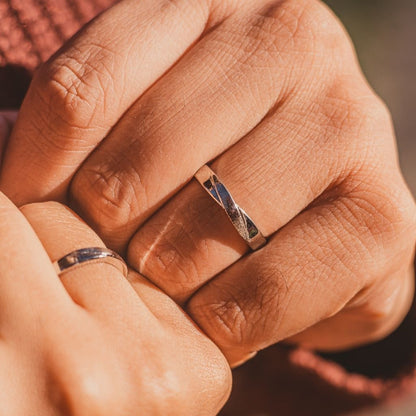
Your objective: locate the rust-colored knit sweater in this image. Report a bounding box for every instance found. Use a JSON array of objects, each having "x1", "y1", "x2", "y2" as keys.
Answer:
[
  {"x1": 0, "y1": 1, "x2": 415, "y2": 415},
  {"x1": 0, "y1": 0, "x2": 113, "y2": 106}
]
